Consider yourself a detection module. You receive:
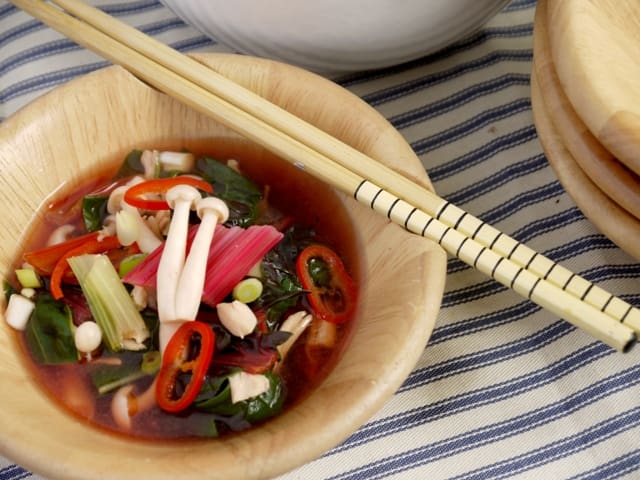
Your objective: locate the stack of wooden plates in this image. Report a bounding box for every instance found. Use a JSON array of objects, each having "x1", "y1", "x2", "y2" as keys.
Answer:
[{"x1": 531, "y1": 0, "x2": 640, "y2": 260}]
